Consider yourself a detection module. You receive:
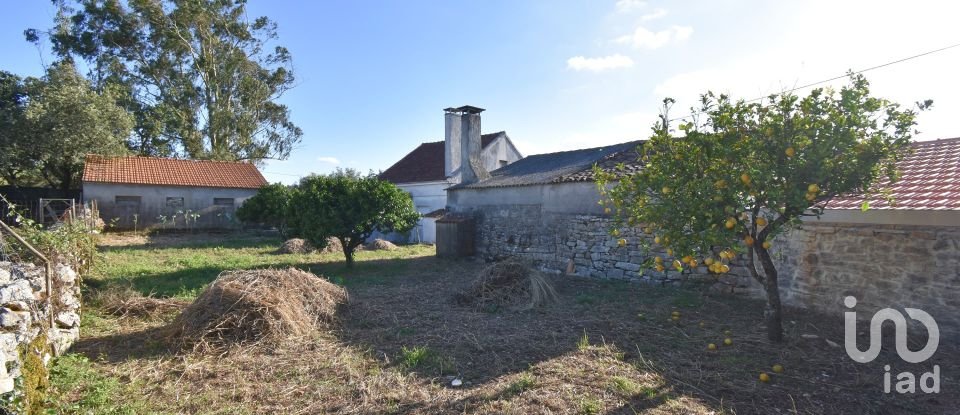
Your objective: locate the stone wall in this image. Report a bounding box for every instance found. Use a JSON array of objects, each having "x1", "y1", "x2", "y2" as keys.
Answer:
[
  {"x1": 463, "y1": 204, "x2": 960, "y2": 338},
  {"x1": 0, "y1": 261, "x2": 81, "y2": 394}
]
